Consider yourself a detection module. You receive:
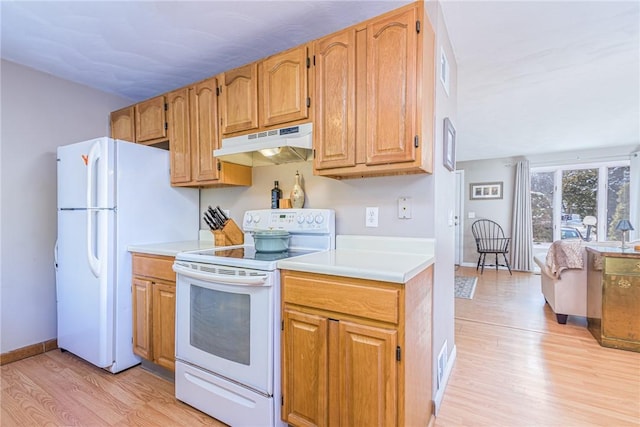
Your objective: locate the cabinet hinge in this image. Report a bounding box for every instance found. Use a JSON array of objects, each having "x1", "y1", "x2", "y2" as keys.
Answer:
[
  {"x1": 414, "y1": 135, "x2": 419, "y2": 148},
  {"x1": 164, "y1": 122, "x2": 168, "y2": 131},
  {"x1": 217, "y1": 160, "x2": 221, "y2": 171},
  {"x1": 396, "y1": 346, "x2": 402, "y2": 362},
  {"x1": 416, "y1": 20, "x2": 421, "y2": 34},
  {"x1": 281, "y1": 320, "x2": 284, "y2": 331},
  {"x1": 313, "y1": 55, "x2": 316, "y2": 66},
  {"x1": 164, "y1": 103, "x2": 168, "y2": 111},
  {"x1": 216, "y1": 87, "x2": 220, "y2": 96},
  {"x1": 306, "y1": 97, "x2": 311, "y2": 108},
  {"x1": 281, "y1": 395, "x2": 284, "y2": 406},
  {"x1": 306, "y1": 57, "x2": 310, "y2": 68}
]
